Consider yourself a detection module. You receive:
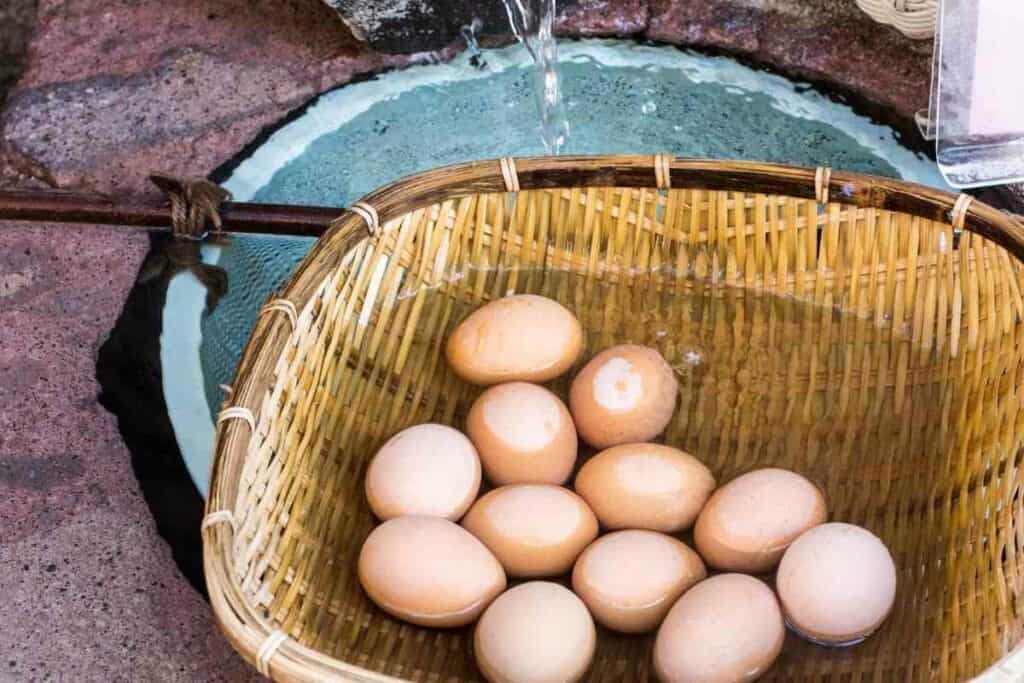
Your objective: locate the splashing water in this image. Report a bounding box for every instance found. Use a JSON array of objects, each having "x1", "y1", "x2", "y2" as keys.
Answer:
[
  {"x1": 460, "y1": 18, "x2": 487, "y2": 70},
  {"x1": 502, "y1": 0, "x2": 570, "y2": 154}
]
